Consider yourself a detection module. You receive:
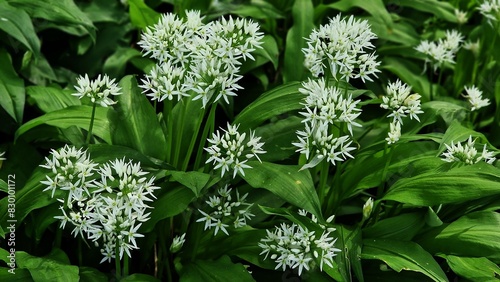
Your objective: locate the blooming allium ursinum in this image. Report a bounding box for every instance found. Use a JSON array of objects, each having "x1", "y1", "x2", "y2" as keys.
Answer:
[
  {"x1": 205, "y1": 123, "x2": 266, "y2": 178},
  {"x1": 138, "y1": 10, "x2": 263, "y2": 108},
  {"x1": 478, "y1": 0, "x2": 500, "y2": 25},
  {"x1": 139, "y1": 61, "x2": 190, "y2": 102},
  {"x1": 89, "y1": 158, "x2": 160, "y2": 263},
  {"x1": 73, "y1": 74, "x2": 122, "y2": 107},
  {"x1": 462, "y1": 85, "x2": 490, "y2": 111},
  {"x1": 455, "y1": 9, "x2": 468, "y2": 24},
  {"x1": 170, "y1": 233, "x2": 186, "y2": 253},
  {"x1": 415, "y1": 30, "x2": 464, "y2": 71},
  {"x1": 441, "y1": 136, "x2": 496, "y2": 164},
  {"x1": 196, "y1": 185, "x2": 255, "y2": 236},
  {"x1": 259, "y1": 211, "x2": 341, "y2": 276},
  {"x1": 380, "y1": 80, "x2": 423, "y2": 144},
  {"x1": 302, "y1": 14, "x2": 380, "y2": 82},
  {"x1": 293, "y1": 78, "x2": 359, "y2": 169}
]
